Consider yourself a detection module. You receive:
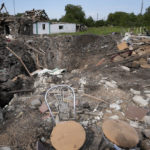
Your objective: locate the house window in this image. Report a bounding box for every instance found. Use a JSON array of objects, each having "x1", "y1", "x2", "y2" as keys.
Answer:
[
  {"x1": 59, "y1": 25, "x2": 63, "y2": 30},
  {"x1": 42, "y1": 24, "x2": 45, "y2": 30}
]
